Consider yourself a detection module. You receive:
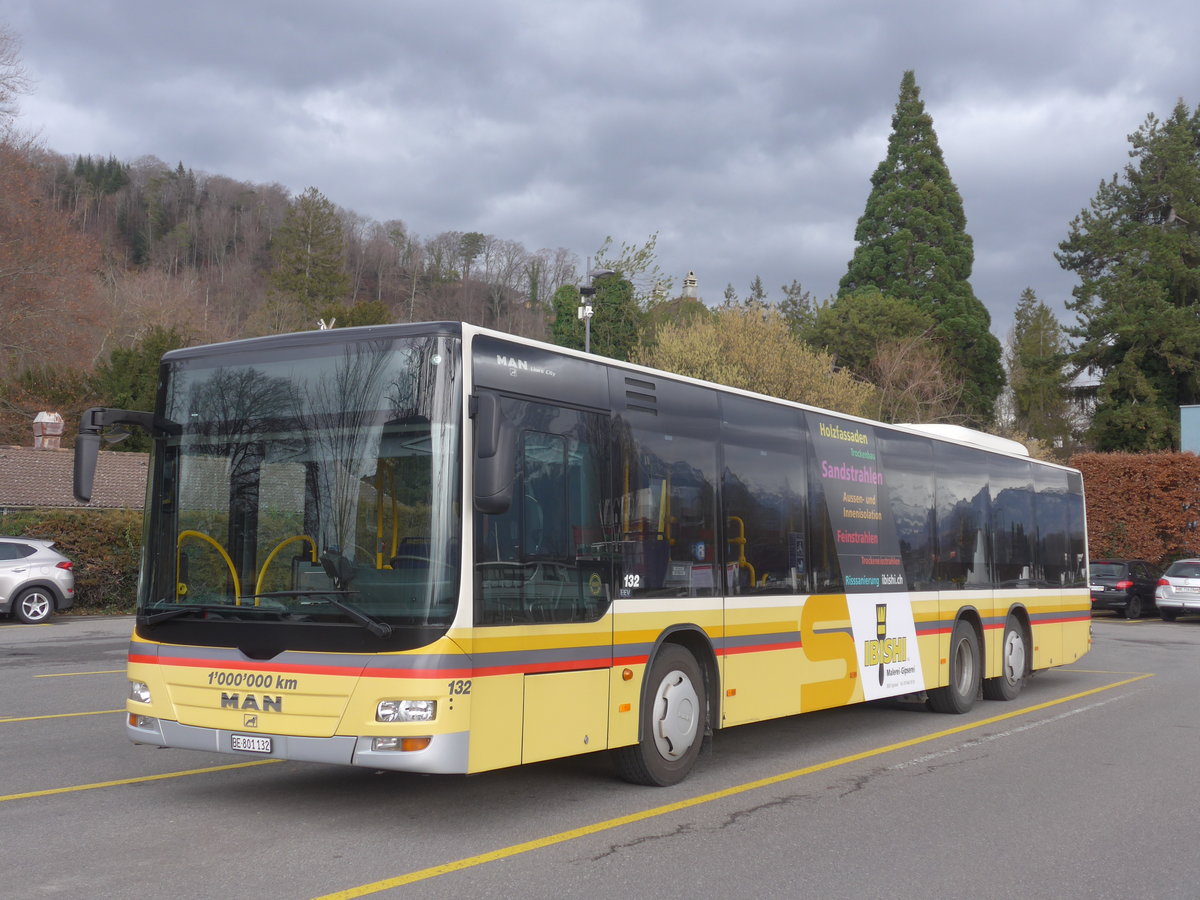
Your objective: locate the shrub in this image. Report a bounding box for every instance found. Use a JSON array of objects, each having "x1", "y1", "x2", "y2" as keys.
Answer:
[
  {"x1": 1071, "y1": 452, "x2": 1200, "y2": 568},
  {"x1": 0, "y1": 508, "x2": 143, "y2": 613}
]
